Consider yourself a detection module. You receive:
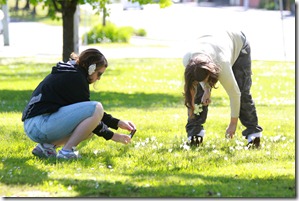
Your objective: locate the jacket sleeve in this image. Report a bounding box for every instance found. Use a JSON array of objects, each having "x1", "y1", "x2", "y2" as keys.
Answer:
[
  {"x1": 93, "y1": 122, "x2": 114, "y2": 140},
  {"x1": 102, "y1": 112, "x2": 120, "y2": 130},
  {"x1": 218, "y1": 61, "x2": 241, "y2": 118}
]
